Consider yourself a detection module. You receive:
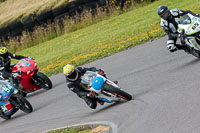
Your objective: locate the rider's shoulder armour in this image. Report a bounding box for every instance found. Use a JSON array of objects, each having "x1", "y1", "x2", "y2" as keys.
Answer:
[
  {"x1": 171, "y1": 8, "x2": 183, "y2": 17},
  {"x1": 160, "y1": 19, "x2": 168, "y2": 27}
]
